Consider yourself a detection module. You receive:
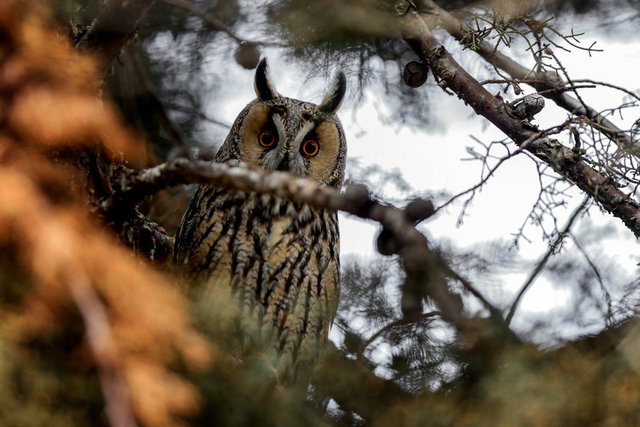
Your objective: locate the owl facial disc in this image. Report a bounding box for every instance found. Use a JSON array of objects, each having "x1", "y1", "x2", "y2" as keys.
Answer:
[{"x1": 219, "y1": 58, "x2": 347, "y2": 188}]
